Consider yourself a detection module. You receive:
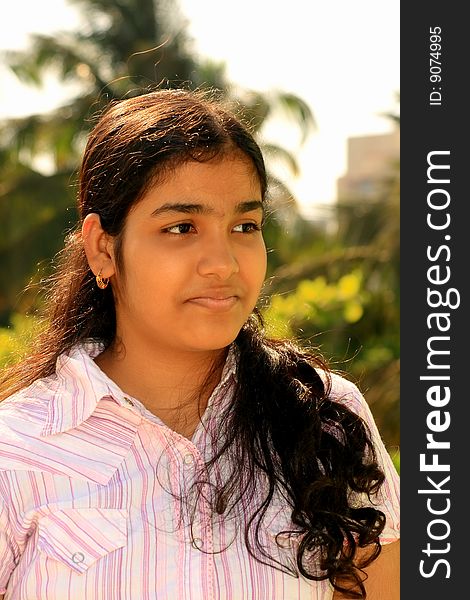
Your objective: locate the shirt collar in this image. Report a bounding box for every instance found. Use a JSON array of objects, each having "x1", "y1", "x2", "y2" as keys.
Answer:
[
  {"x1": 42, "y1": 341, "x2": 238, "y2": 436},
  {"x1": 42, "y1": 341, "x2": 134, "y2": 436}
]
